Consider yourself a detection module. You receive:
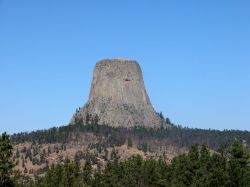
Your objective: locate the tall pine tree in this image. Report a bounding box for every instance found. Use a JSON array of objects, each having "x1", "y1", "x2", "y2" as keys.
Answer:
[{"x1": 0, "y1": 132, "x2": 15, "y2": 187}]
